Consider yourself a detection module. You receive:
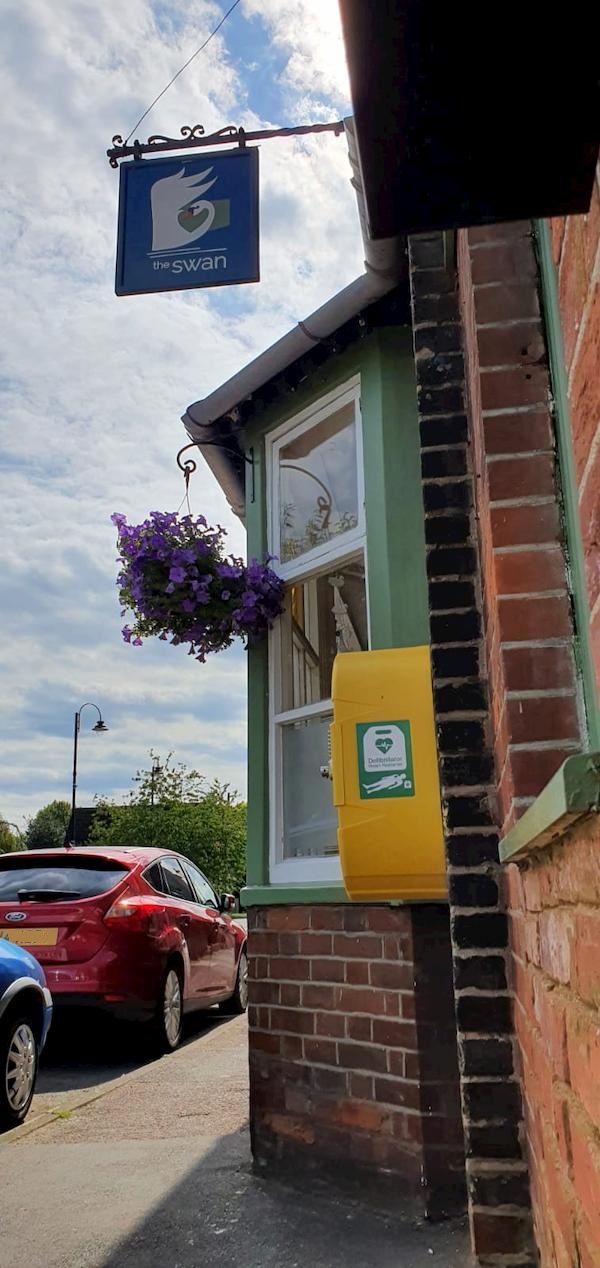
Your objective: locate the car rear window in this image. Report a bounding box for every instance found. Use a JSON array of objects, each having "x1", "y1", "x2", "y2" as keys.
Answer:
[{"x1": 0, "y1": 857, "x2": 129, "y2": 901}]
